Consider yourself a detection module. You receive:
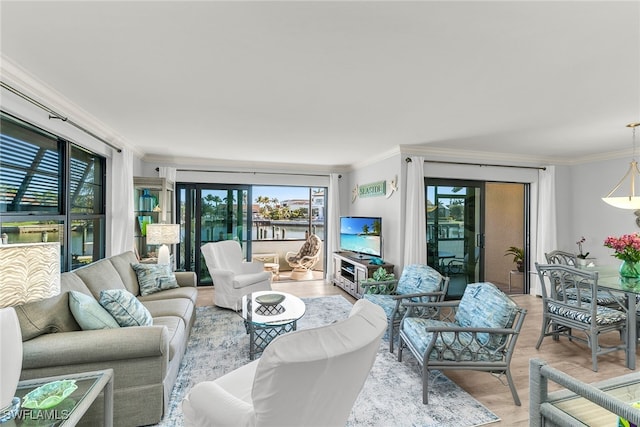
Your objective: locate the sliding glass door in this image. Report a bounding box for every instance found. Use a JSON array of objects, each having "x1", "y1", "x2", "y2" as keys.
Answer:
[
  {"x1": 426, "y1": 180, "x2": 484, "y2": 299},
  {"x1": 177, "y1": 184, "x2": 250, "y2": 285}
]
